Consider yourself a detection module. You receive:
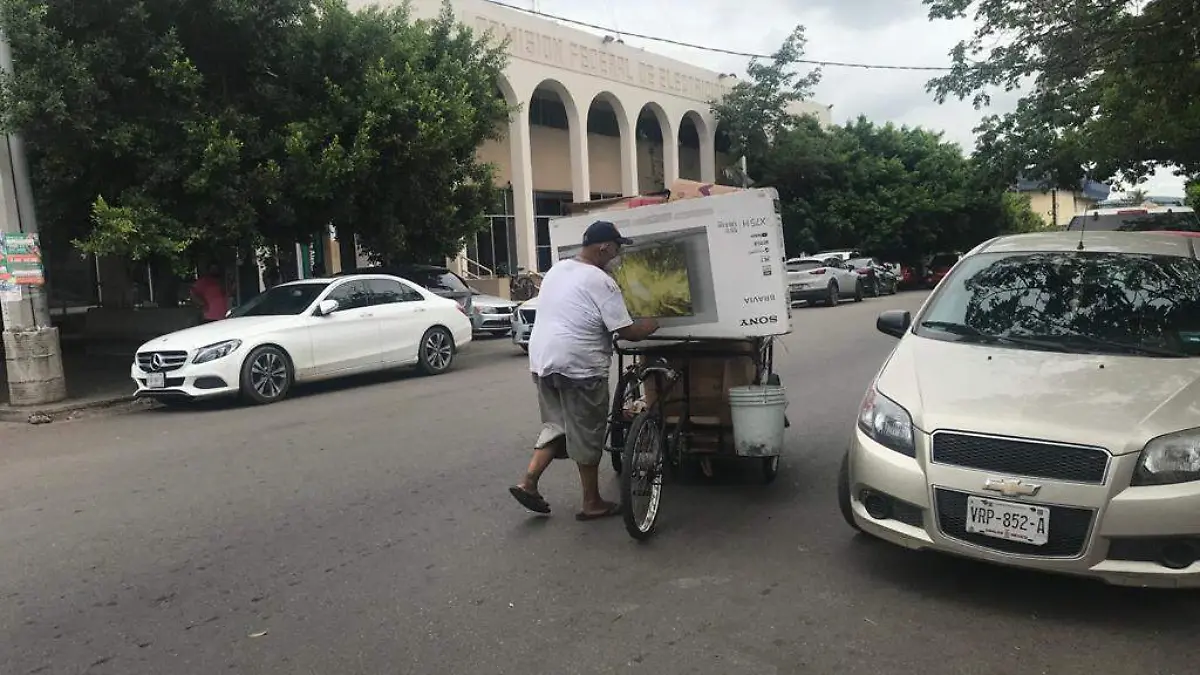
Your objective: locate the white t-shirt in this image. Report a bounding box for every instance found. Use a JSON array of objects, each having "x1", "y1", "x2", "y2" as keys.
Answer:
[{"x1": 529, "y1": 258, "x2": 634, "y2": 380}]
